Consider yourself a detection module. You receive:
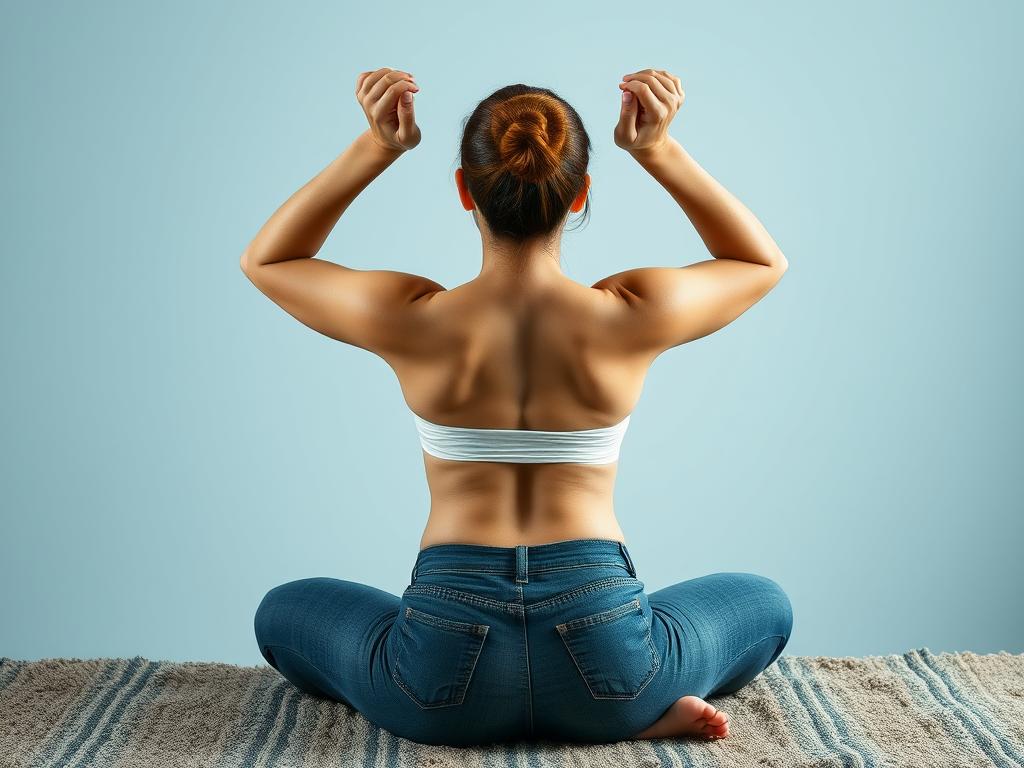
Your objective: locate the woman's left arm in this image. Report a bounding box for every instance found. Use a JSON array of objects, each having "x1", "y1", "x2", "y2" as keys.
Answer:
[{"x1": 240, "y1": 68, "x2": 444, "y2": 357}]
